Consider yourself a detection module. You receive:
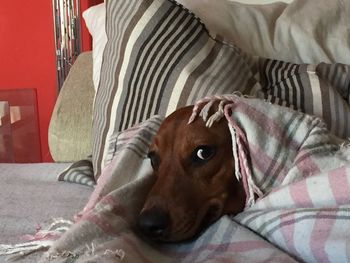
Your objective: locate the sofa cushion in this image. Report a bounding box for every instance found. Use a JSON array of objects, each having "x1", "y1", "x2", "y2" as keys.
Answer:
[
  {"x1": 48, "y1": 52, "x2": 95, "y2": 162},
  {"x1": 83, "y1": 0, "x2": 350, "y2": 93},
  {"x1": 82, "y1": 3, "x2": 107, "y2": 91},
  {"x1": 87, "y1": 0, "x2": 350, "y2": 181},
  {"x1": 58, "y1": 0, "x2": 350, "y2": 184},
  {"x1": 90, "y1": 0, "x2": 265, "y2": 179}
]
